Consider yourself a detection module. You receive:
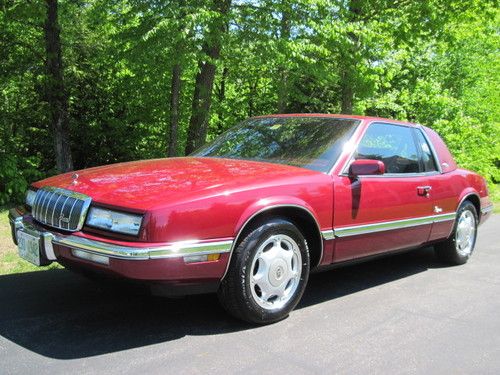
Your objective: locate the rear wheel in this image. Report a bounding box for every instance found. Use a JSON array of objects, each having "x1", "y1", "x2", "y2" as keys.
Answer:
[
  {"x1": 435, "y1": 201, "x2": 478, "y2": 265},
  {"x1": 218, "y1": 217, "x2": 310, "y2": 324}
]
